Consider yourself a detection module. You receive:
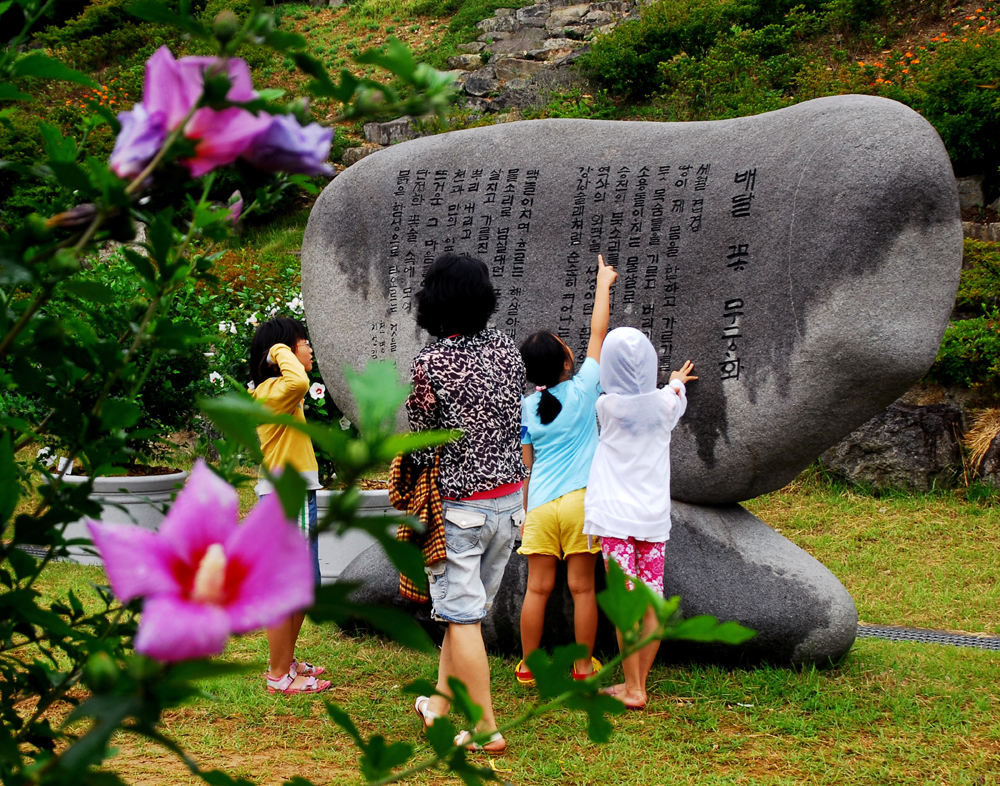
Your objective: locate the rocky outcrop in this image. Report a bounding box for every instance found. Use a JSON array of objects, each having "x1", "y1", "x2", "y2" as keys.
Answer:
[{"x1": 820, "y1": 403, "x2": 965, "y2": 492}]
